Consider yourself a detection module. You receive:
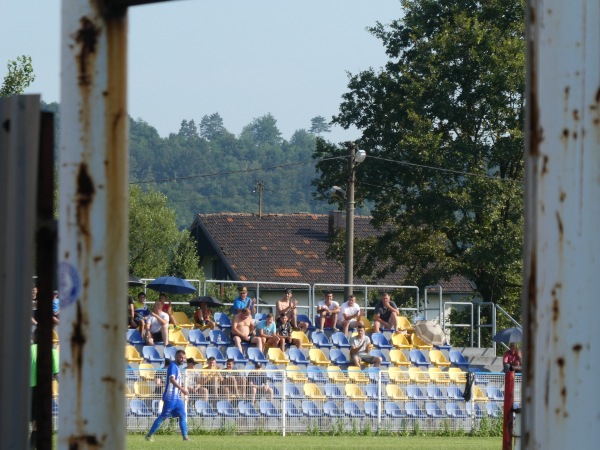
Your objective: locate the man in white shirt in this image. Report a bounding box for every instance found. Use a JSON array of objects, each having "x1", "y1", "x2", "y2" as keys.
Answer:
[
  {"x1": 337, "y1": 295, "x2": 362, "y2": 335},
  {"x1": 144, "y1": 301, "x2": 170, "y2": 346},
  {"x1": 317, "y1": 291, "x2": 340, "y2": 332},
  {"x1": 349, "y1": 324, "x2": 381, "y2": 367}
]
